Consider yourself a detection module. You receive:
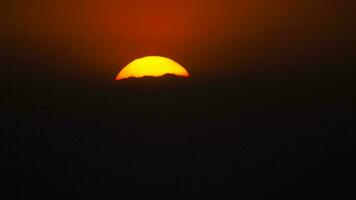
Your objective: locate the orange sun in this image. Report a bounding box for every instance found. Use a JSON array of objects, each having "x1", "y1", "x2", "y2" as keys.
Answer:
[{"x1": 116, "y1": 56, "x2": 190, "y2": 80}]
